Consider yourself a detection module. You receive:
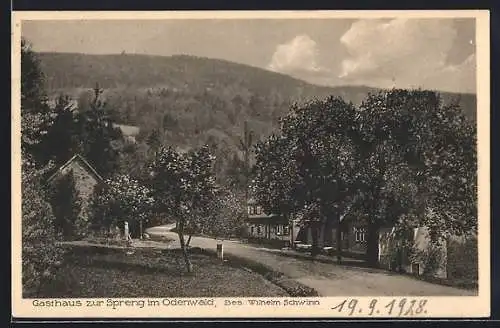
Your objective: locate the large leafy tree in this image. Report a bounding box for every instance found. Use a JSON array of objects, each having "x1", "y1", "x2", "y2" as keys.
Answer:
[
  {"x1": 150, "y1": 145, "x2": 219, "y2": 273},
  {"x1": 254, "y1": 97, "x2": 359, "y2": 261},
  {"x1": 89, "y1": 174, "x2": 154, "y2": 237},
  {"x1": 253, "y1": 134, "x2": 303, "y2": 246},
  {"x1": 207, "y1": 187, "x2": 246, "y2": 239},
  {"x1": 355, "y1": 89, "x2": 477, "y2": 265}
]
